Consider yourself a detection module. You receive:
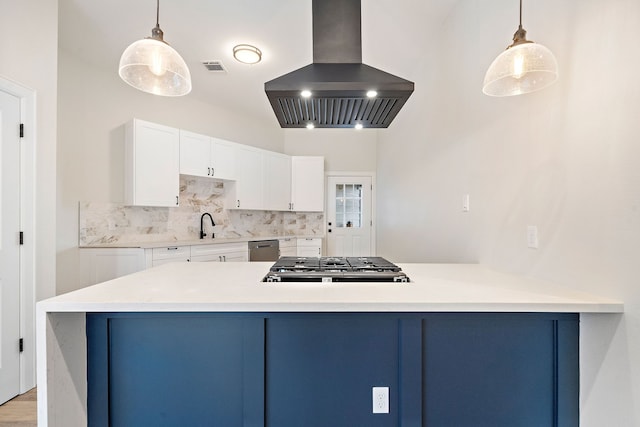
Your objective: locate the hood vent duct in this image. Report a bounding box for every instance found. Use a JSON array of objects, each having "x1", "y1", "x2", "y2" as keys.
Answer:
[{"x1": 265, "y1": 0, "x2": 414, "y2": 129}]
